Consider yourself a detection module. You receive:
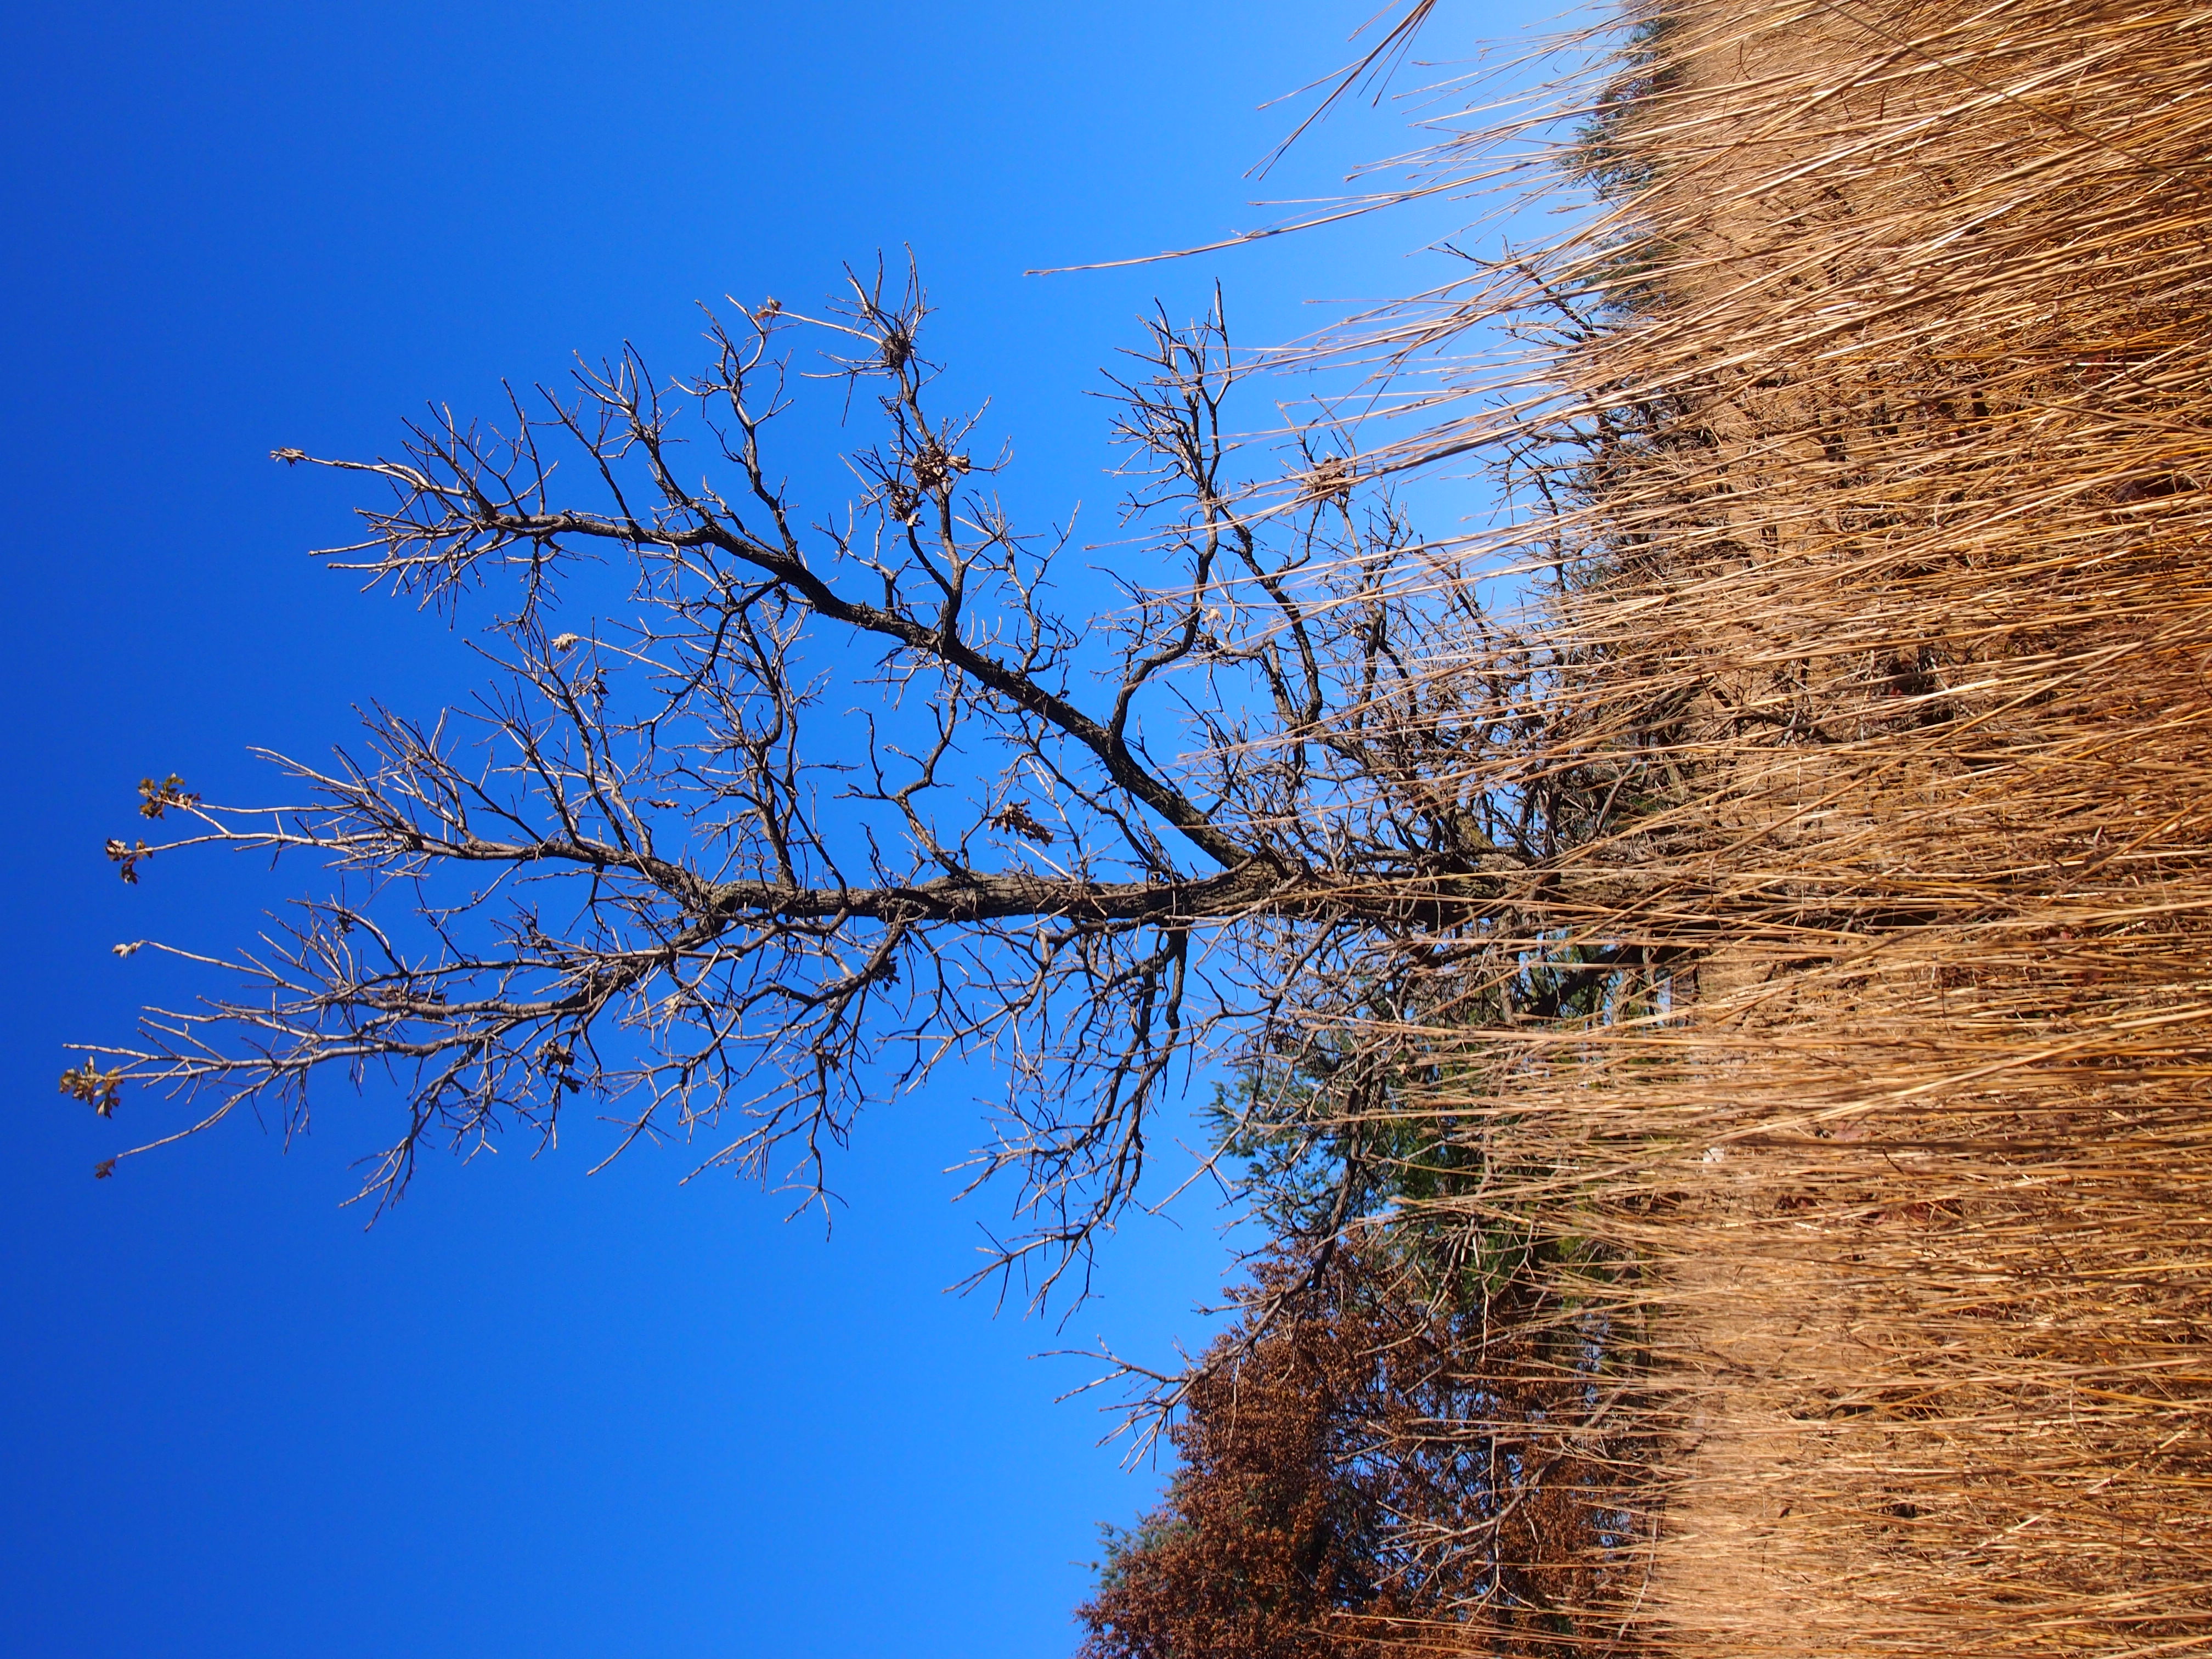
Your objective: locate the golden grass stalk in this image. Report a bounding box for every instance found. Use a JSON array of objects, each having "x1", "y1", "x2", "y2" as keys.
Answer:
[{"x1": 1295, "y1": 0, "x2": 2212, "y2": 1649}]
